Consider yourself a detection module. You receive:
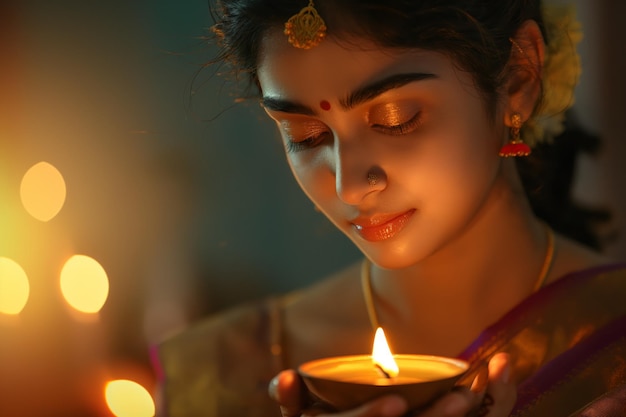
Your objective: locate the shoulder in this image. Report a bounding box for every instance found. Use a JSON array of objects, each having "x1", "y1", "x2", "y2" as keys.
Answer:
[
  {"x1": 546, "y1": 233, "x2": 619, "y2": 286},
  {"x1": 547, "y1": 234, "x2": 626, "y2": 306},
  {"x1": 154, "y1": 297, "x2": 287, "y2": 417},
  {"x1": 157, "y1": 297, "x2": 278, "y2": 366},
  {"x1": 281, "y1": 260, "x2": 373, "y2": 364}
]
